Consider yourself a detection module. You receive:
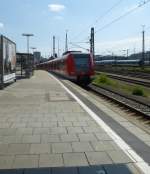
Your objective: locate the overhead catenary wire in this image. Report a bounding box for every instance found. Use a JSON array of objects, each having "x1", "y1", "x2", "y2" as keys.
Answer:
[
  {"x1": 70, "y1": 0, "x2": 150, "y2": 54},
  {"x1": 69, "y1": 42, "x2": 89, "y2": 51},
  {"x1": 78, "y1": 0, "x2": 150, "y2": 44},
  {"x1": 71, "y1": 0, "x2": 124, "y2": 41},
  {"x1": 95, "y1": 0, "x2": 150, "y2": 34}
]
